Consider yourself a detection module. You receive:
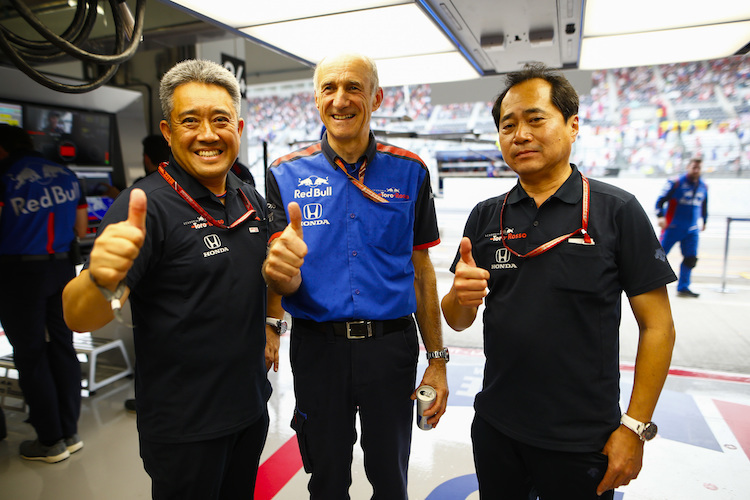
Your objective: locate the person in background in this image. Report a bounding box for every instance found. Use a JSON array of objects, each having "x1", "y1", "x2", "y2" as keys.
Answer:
[
  {"x1": 441, "y1": 63, "x2": 677, "y2": 499},
  {"x1": 62, "y1": 59, "x2": 272, "y2": 499},
  {"x1": 263, "y1": 52, "x2": 448, "y2": 499},
  {"x1": 655, "y1": 156, "x2": 708, "y2": 297},
  {"x1": 0, "y1": 124, "x2": 87, "y2": 463},
  {"x1": 135, "y1": 134, "x2": 171, "y2": 183},
  {"x1": 123, "y1": 134, "x2": 170, "y2": 413}
]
